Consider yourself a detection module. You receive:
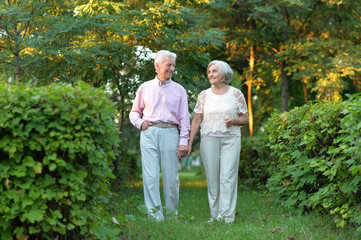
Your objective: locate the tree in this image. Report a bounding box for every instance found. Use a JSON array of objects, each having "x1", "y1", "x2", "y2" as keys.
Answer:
[
  {"x1": 1, "y1": 0, "x2": 224, "y2": 126},
  {"x1": 206, "y1": 0, "x2": 267, "y2": 135},
  {"x1": 285, "y1": 1, "x2": 361, "y2": 102},
  {"x1": 1, "y1": 0, "x2": 225, "y2": 189},
  {"x1": 250, "y1": 0, "x2": 361, "y2": 108},
  {"x1": 207, "y1": 0, "x2": 361, "y2": 134},
  {"x1": 0, "y1": 0, "x2": 49, "y2": 83},
  {"x1": 70, "y1": 0, "x2": 224, "y2": 130}
]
